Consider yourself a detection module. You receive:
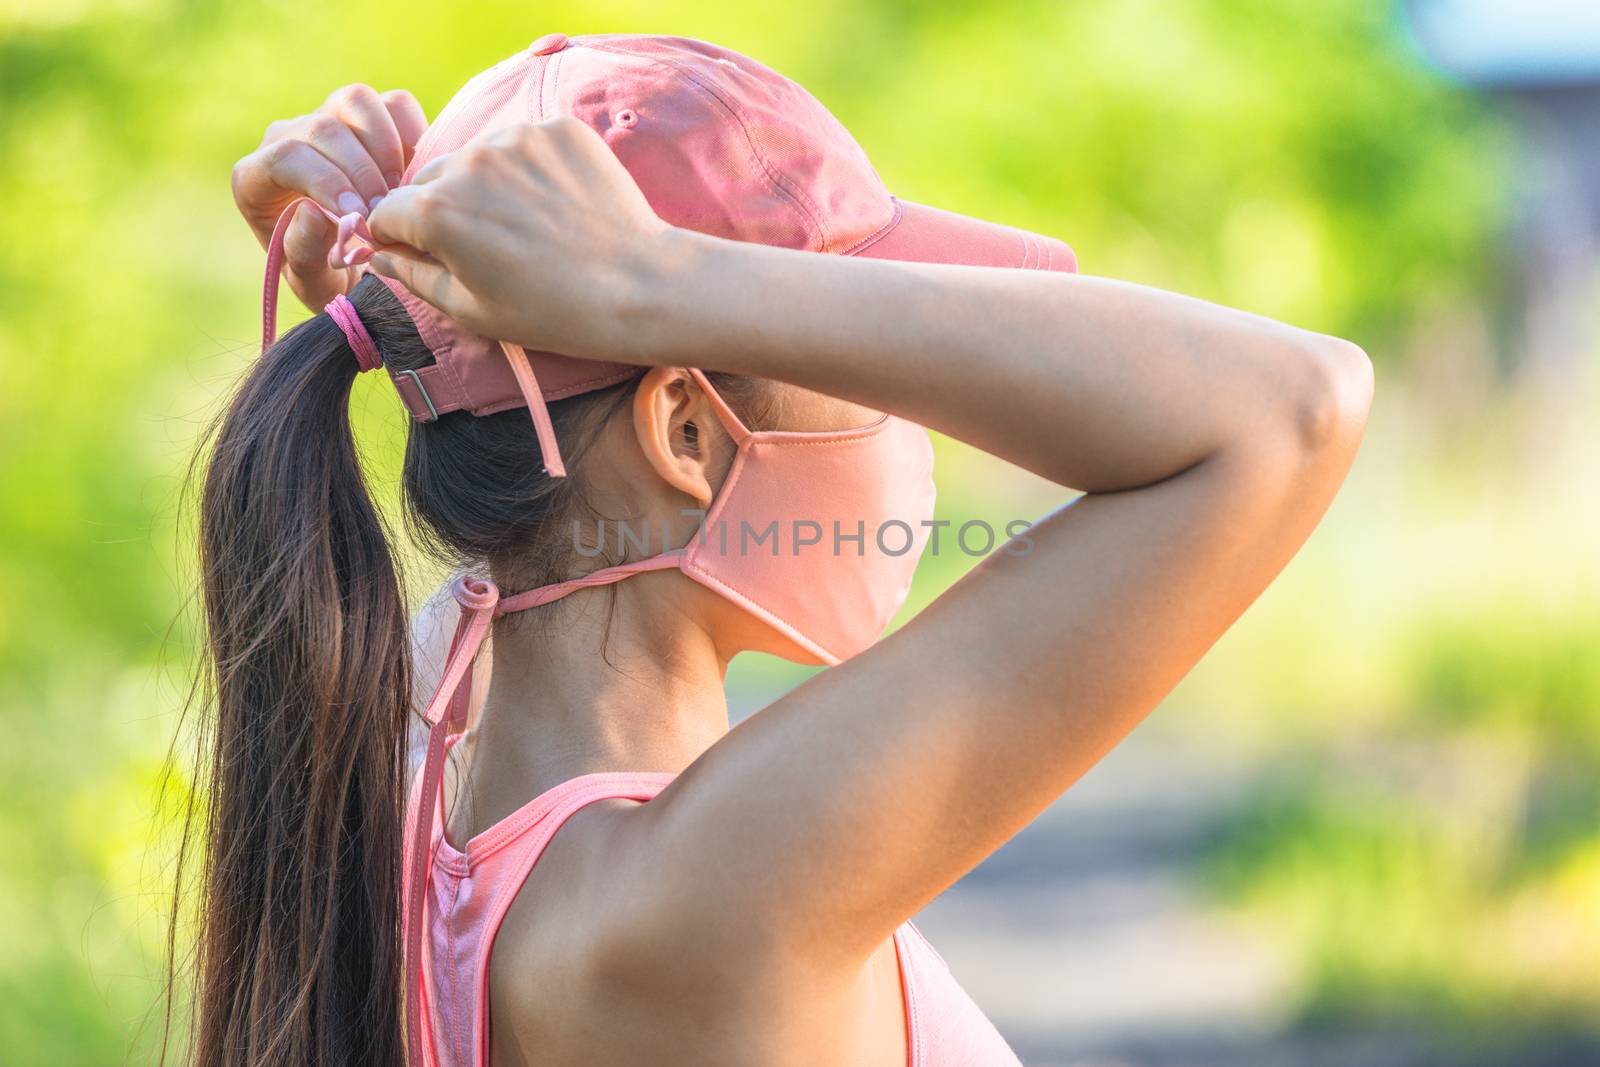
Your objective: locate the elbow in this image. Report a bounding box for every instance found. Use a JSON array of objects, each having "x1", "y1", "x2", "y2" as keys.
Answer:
[{"x1": 1288, "y1": 335, "x2": 1374, "y2": 456}]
